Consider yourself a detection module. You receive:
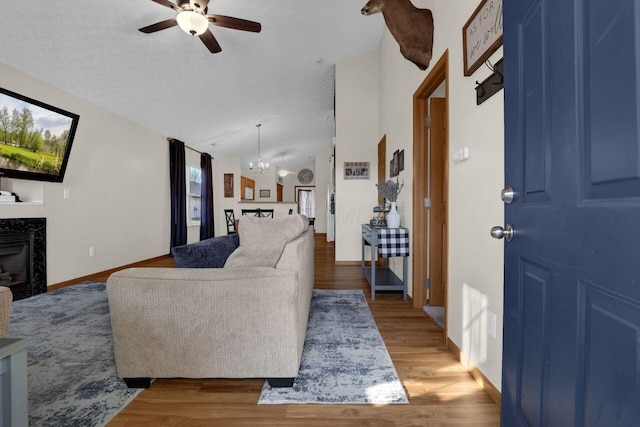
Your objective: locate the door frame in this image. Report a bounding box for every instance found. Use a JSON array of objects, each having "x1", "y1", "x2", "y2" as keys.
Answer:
[{"x1": 412, "y1": 50, "x2": 449, "y2": 332}]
